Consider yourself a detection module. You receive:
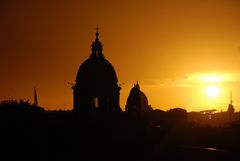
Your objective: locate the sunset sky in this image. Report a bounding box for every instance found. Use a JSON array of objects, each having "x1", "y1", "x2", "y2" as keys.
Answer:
[{"x1": 1, "y1": 0, "x2": 240, "y2": 111}]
